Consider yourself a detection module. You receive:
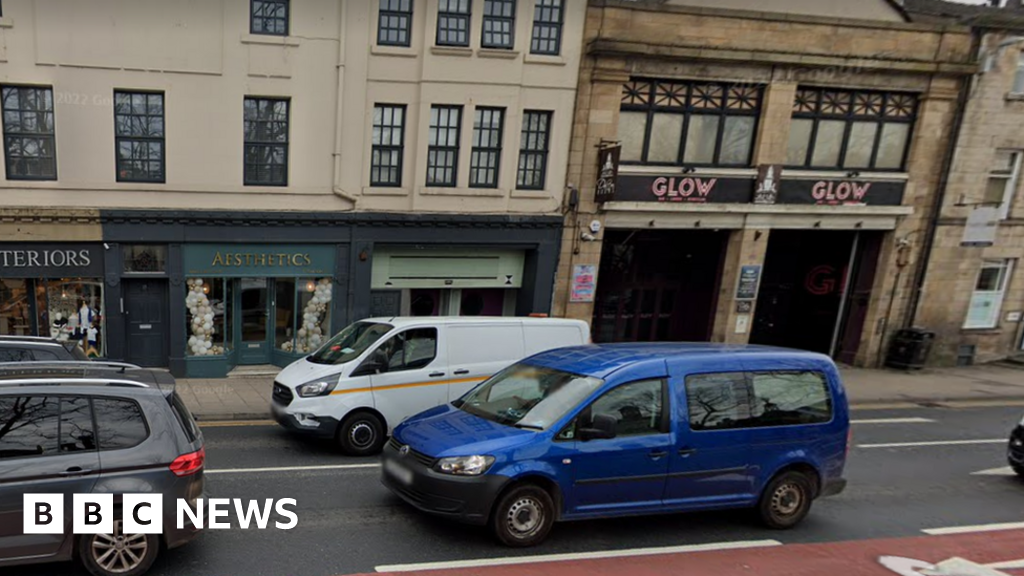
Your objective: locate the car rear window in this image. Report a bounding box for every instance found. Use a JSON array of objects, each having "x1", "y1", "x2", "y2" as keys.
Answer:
[
  {"x1": 169, "y1": 392, "x2": 200, "y2": 443},
  {"x1": 0, "y1": 396, "x2": 60, "y2": 459},
  {"x1": 93, "y1": 398, "x2": 149, "y2": 450}
]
